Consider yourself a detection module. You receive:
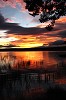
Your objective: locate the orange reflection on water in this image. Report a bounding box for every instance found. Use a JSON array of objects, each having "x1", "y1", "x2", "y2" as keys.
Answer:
[
  {"x1": 0, "y1": 51, "x2": 64, "y2": 70},
  {"x1": 55, "y1": 78, "x2": 66, "y2": 84},
  {"x1": 14, "y1": 51, "x2": 44, "y2": 69},
  {"x1": 14, "y1": 51, "x2": 43, "y2": 61},
  {"x1": 13, "y1": 51, "x2": 58, "y2": 69}
]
